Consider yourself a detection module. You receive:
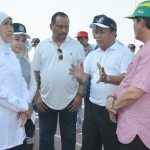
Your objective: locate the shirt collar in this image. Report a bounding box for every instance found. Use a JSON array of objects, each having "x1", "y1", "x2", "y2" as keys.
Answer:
[
  {"x1": 97, "y1": 41, "x2": 119, "y2": 52},
  {"x1": 49, "y1": 36, "x2": 71, "y2": 42}
]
